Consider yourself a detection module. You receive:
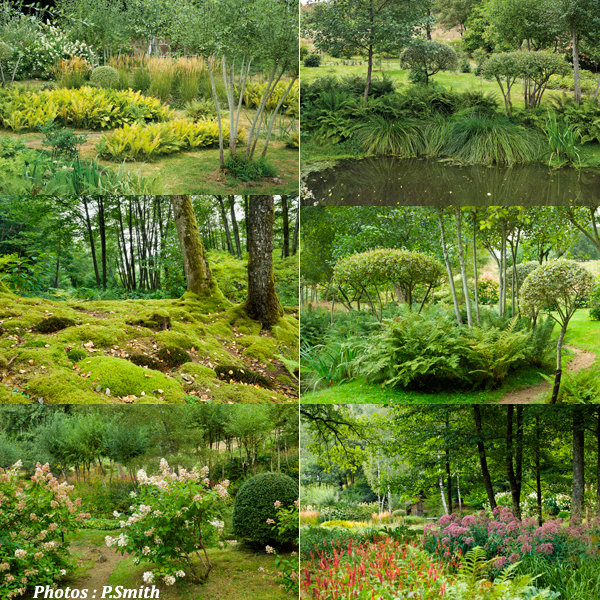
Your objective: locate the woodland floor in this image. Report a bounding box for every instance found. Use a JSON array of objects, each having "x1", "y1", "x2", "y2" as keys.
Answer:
[
  {"x1": 21, "y1": 529, "x2": 290, "y2": 600},
  {"x1": 0, "y1": 291, "x2": 299, "y2": 404}
]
